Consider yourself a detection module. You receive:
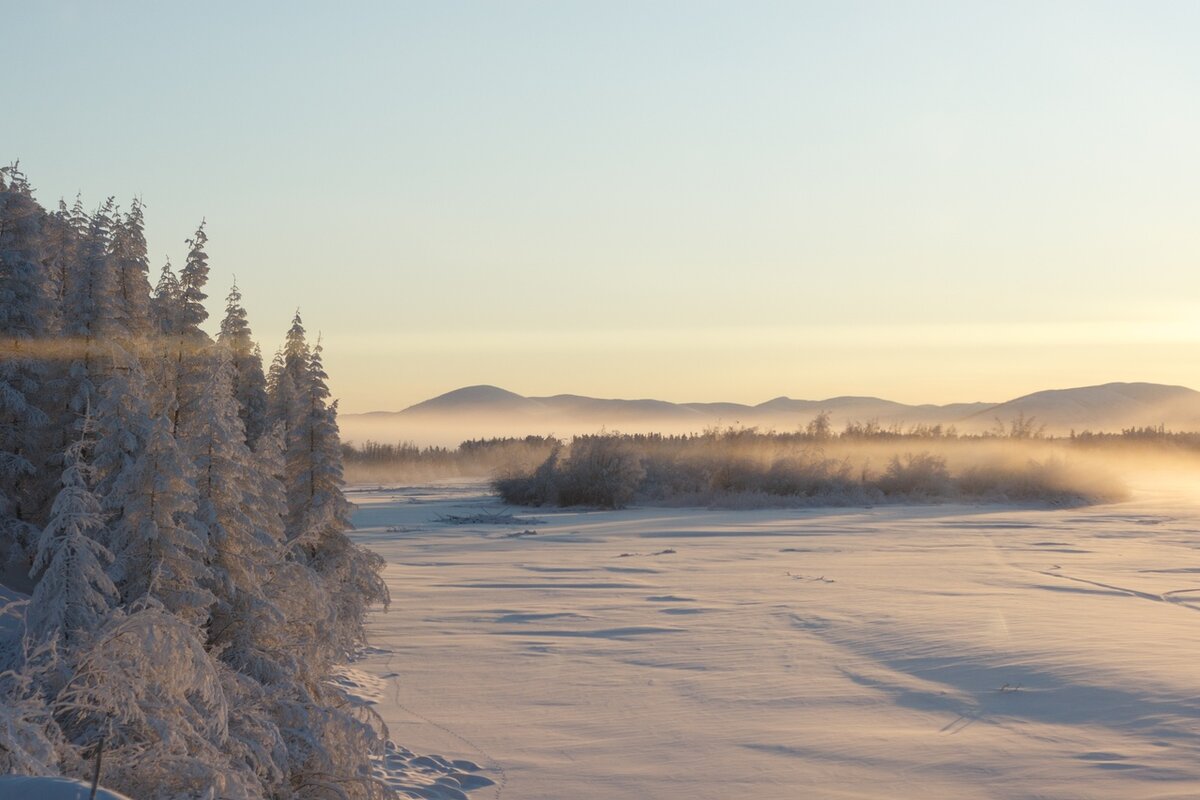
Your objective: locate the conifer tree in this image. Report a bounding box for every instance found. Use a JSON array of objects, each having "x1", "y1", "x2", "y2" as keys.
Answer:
[
  {"x1": 184, "y1": 352, "x2": 284, "y2": 669},
  {"x1": 151, "y1": 257, "x2": 180, "y2": 335},
  {"x1": 284, "y1": 332, "x2": 388, "y2": 654},
  {"x1": 178, "y1": 221, "x2": 209, "y2": 333},
  {"x1": 0, "y1": 165, "x2": 51, "y2": 577},
  {"x1": 27, "y1": 427, "x2": 117, "y2": 643},
  {"x1": 60, "y1": 200, "x2": 120, "y2": 430},
  {"x1": 92, "y1": 348, "x2": 153, "y2": 531},
  {"x1": 218, "y1": 283, "x2": 269, "y2": 448},
  {"x1": 64, "y1": 198, "x2": 118, "y2": 344},
  {"x1": 158, "y1": 224, "x2": 214, "y2": 439},
  {"x1": 104, "y1": 410, "x2": 213, "y2": 628},
  {"x1": 107, "y1": 198, "x2": 153, "y2": 340},
  {"x1": 266, "y1": 348, "x2": 299, "y2": 443},
  {"x1": 39, "y1": 200, "x2": 79, "y2": 335},
  {"x1": 243, "y1": 423, "x2": 313, "y2": 682}
]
